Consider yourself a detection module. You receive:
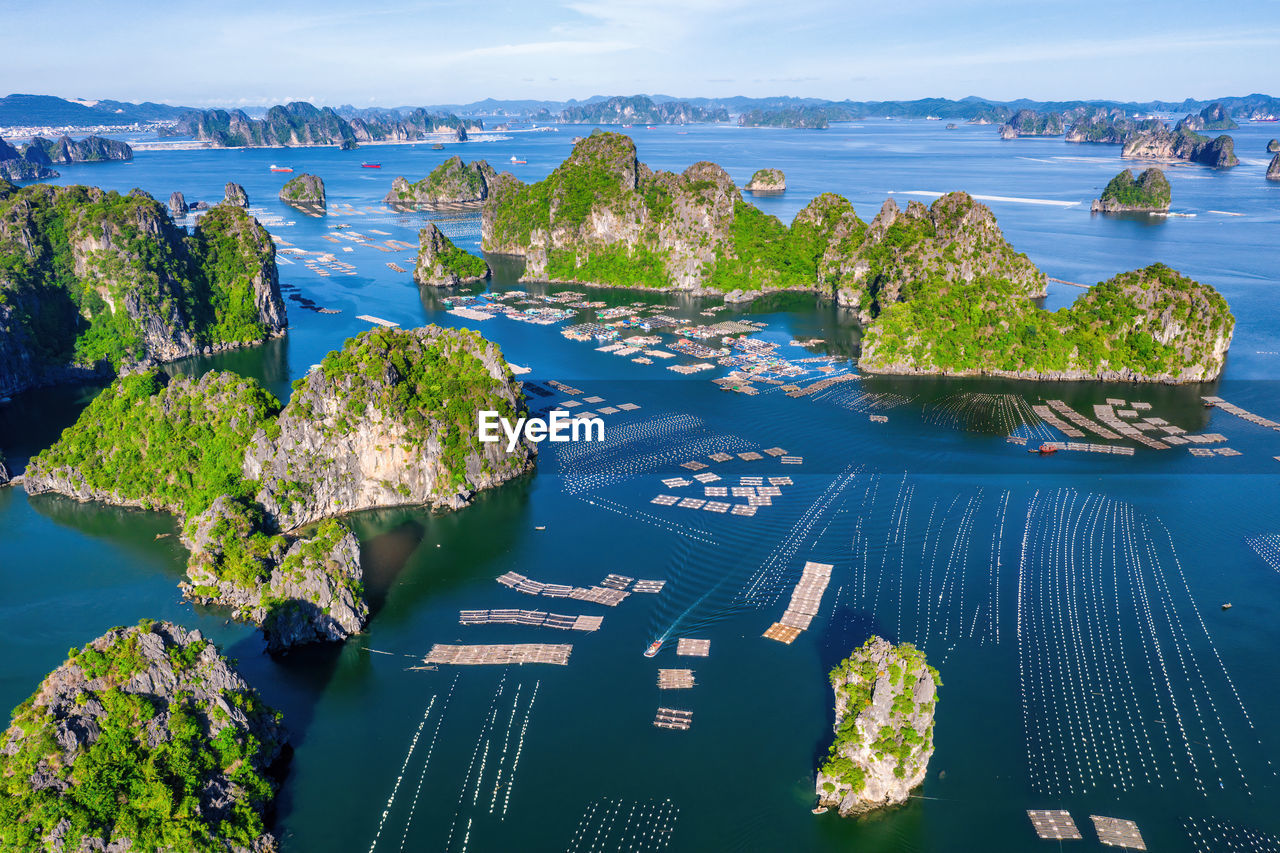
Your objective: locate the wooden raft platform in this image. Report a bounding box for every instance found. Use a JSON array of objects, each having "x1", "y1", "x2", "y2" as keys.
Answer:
[
  {"x1": 658, "y1": 669, "x2": 695, "y2": 689},
  {"x1": 1027, "y1": 810, "x2": 1083, "y2": 840},
  {"x1": 653, "y1": 708, "x2": 693, "y2": 730},
  {"x1": 1091, "y1": 816, "x2": 1146, "y2": 850},
  {"x1": 676, "y1": 638, "x2": 711, "y2": 657},
  {"x1": 765, "y1": 561, "x2": 834, "y2": 641},
  {"x1": 422, "y1": 643, "x2": 572, "y2": 666},
  {"x1": 458, "y1": 609, "x2": 603, "y2": 632}
]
